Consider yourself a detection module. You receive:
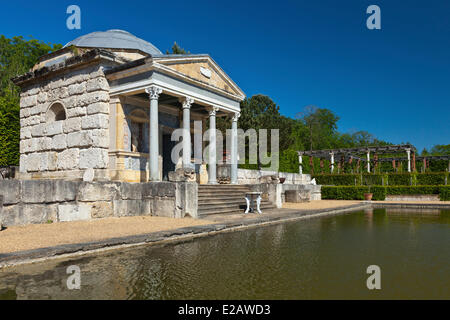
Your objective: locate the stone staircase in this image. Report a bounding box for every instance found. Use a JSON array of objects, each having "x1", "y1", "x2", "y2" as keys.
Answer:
[{"x1": 198, "y1": 184, "x2": 276, "y2": 217}]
